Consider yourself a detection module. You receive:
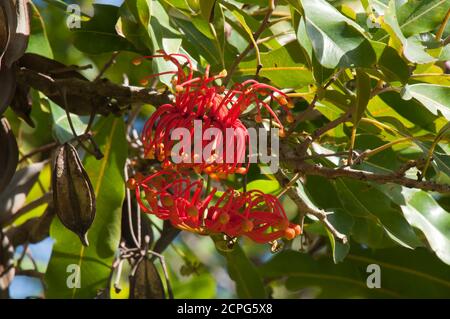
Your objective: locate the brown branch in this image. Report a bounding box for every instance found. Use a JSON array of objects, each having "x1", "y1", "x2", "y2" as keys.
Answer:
[
  {"x1": 287, "y1": 69, "x2": 343, "y2": 135},
  {"x1": 15, "y1": 269, "x2": 44, "y2": 279},
  {"x1": 296, "y1": 109, "x2": 352, "y2": 157},
  {"x1": 16, "y1": 68, "x2": 171, "y2": 115},
  {"x1": 275, "y1": 172, "x2": 348, "y2": 244},
  {"x1": 284, "y1": 160, "x2": 450, "y2": 193}
]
